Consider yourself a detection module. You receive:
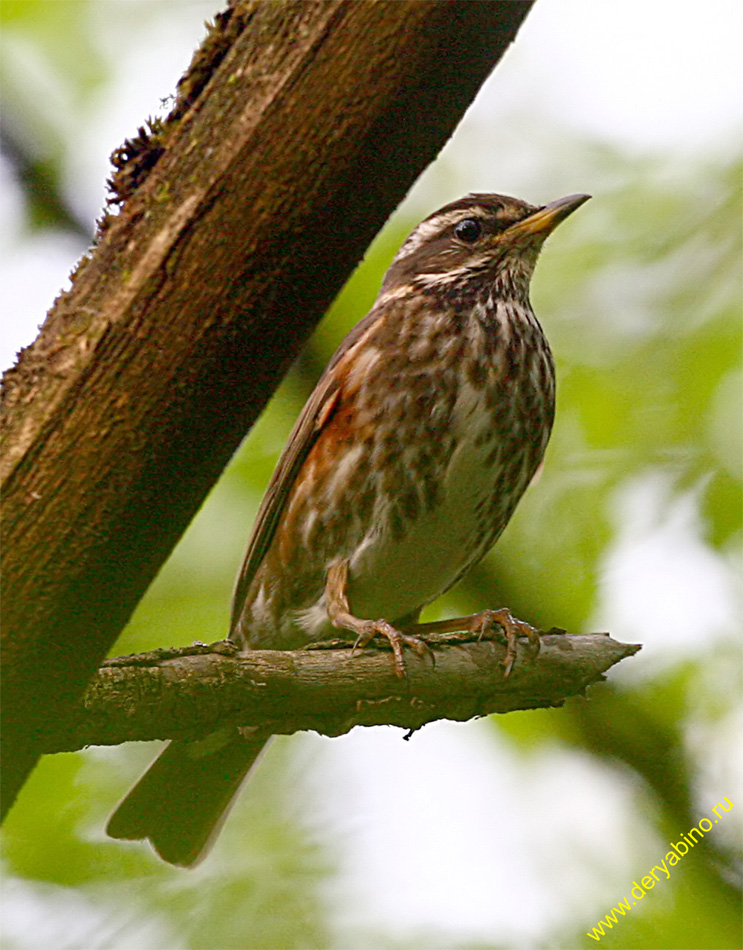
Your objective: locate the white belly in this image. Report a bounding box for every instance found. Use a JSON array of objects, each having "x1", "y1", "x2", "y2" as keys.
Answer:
[{"x1": 346, "y1": 381, "x2": 513, "y2": 622}]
